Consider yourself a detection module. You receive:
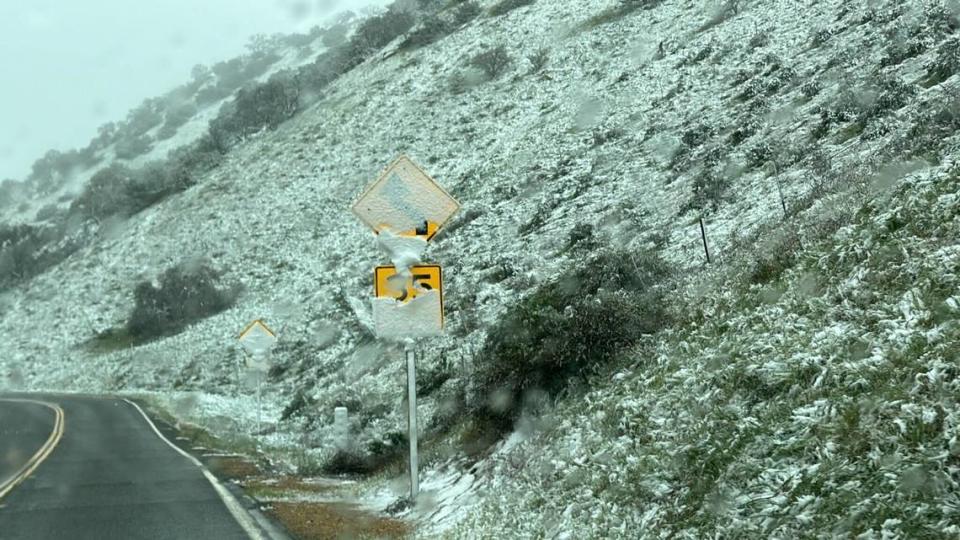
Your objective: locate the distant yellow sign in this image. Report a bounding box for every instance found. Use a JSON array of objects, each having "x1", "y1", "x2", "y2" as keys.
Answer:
[
  {"x1": 352, "y1": 155, "x2": 459, "y2": 240},
  {"x1": 239, "y1": 319, "x2": 277, "y2": 357},
  {"x1": 375, "y1": 265, "x2": 442, "y2": 304},
  {"x1": 239, "y1": 319, "x2": 276, "y2": 340}
]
